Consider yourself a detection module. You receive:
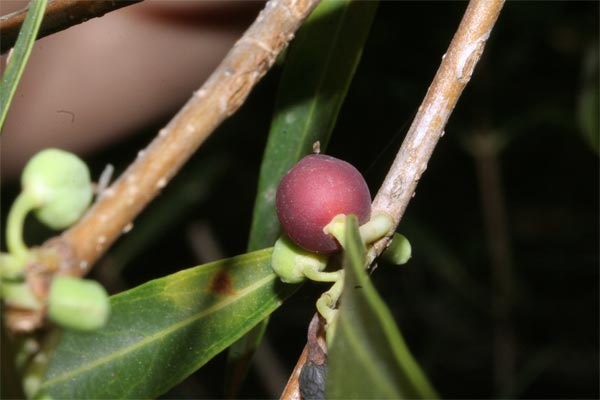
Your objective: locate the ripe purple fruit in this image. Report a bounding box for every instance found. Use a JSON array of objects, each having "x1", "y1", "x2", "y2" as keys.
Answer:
[{"x1": 276, "y1": 154, "x2": 372, "y2": 254}]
